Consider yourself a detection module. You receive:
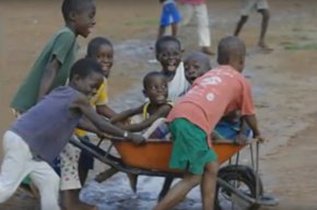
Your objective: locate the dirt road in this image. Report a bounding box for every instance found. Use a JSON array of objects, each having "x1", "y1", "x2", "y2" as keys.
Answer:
[{"x1": 0, "y1": 0, "x2": 317, "y2": 209}]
